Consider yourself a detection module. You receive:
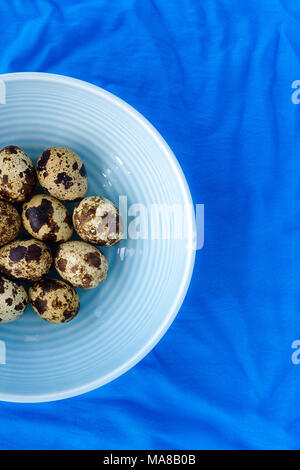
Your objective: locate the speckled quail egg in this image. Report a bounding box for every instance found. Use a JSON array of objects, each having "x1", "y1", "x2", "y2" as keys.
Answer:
[
  {"x1": 29, "y1": 278, "x2": 80, "y2": 324},
  {"x1": 36, "y1": 147, "x2": 88, "y2": 201},
  {"x1": 22, "y1": 194, "x2": 73, "y2": 243},
  {"x1": 0, "y1": 239, "x2": 53, "y2": 281},
  {"x1": 54, "y1": 241, "x2": 108, "y2": 289},
  {"x1": 0, "y1": 146, "x2": 36, "y2": 202},
  {"x1": 73, "y1": 196, "x2": 123, "y2": 246},
  {"x1": 0, "y1": 200, "x2": 21, "y2": 246},
  {"x1": 0, "y1": 276, "x2": 28, "y2": 323}
]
